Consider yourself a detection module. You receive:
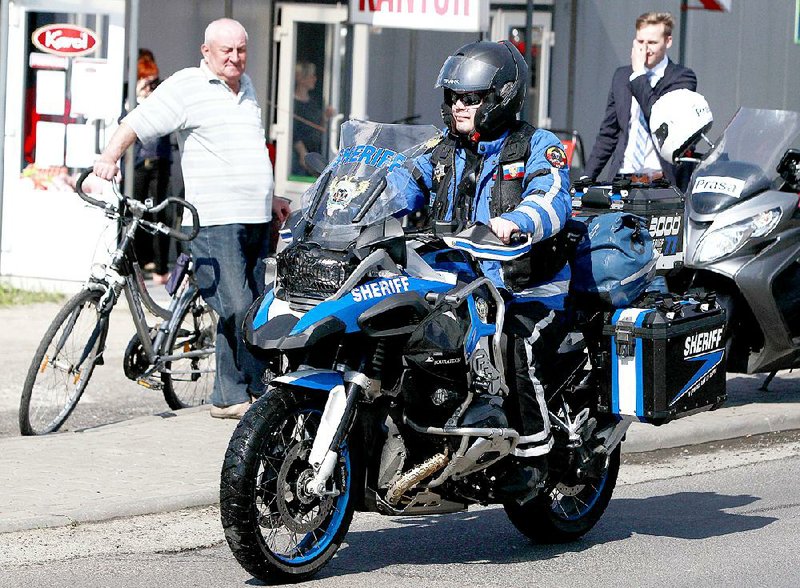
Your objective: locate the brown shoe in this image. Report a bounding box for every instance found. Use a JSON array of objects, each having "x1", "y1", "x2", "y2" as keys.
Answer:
[{"x1": 209, "y1": 401, "x2": 251, "y2": 419}]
